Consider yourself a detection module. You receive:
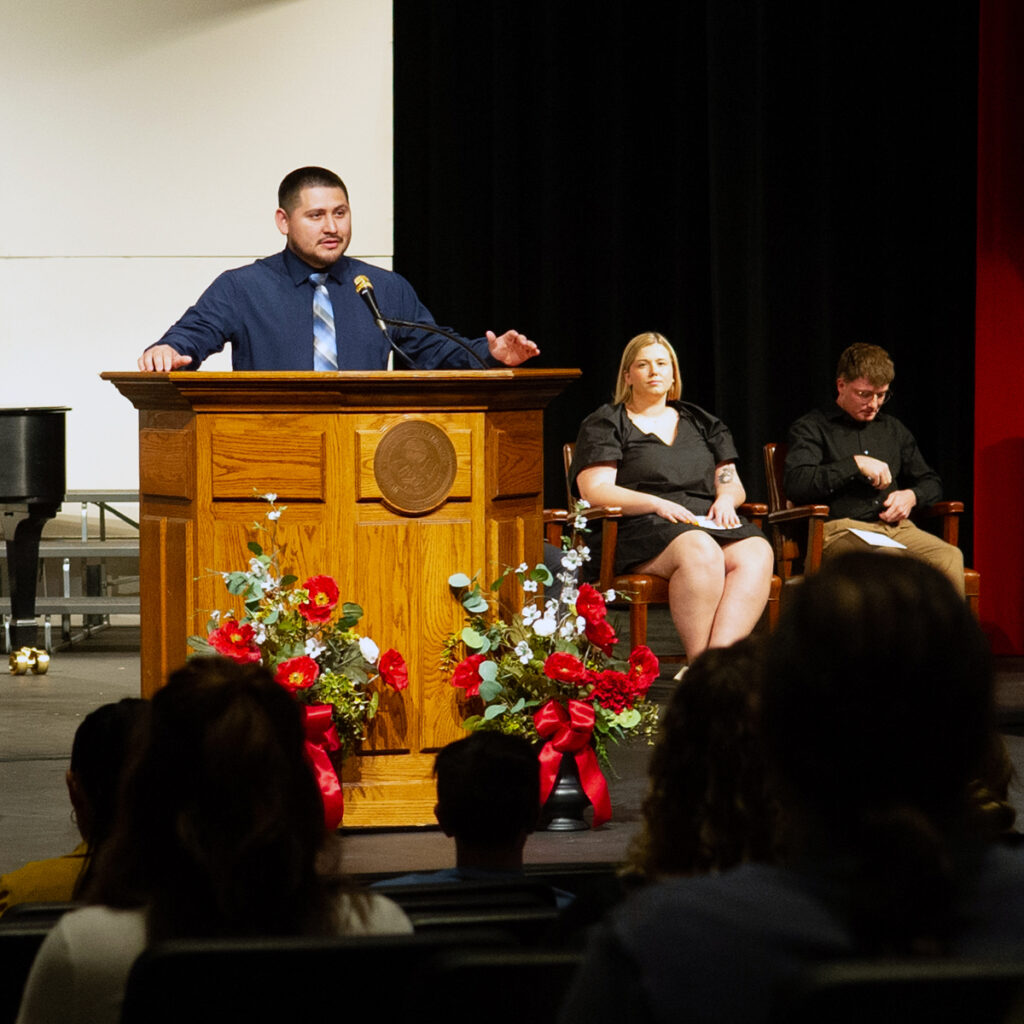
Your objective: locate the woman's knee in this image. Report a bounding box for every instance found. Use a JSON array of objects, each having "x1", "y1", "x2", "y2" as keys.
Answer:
[
  {"x1": 668, "y1": 531, "x2": 725, "y2": 576},
  {"x1": 727, "y1": 537, "x2": 774, "y2": 577}
]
